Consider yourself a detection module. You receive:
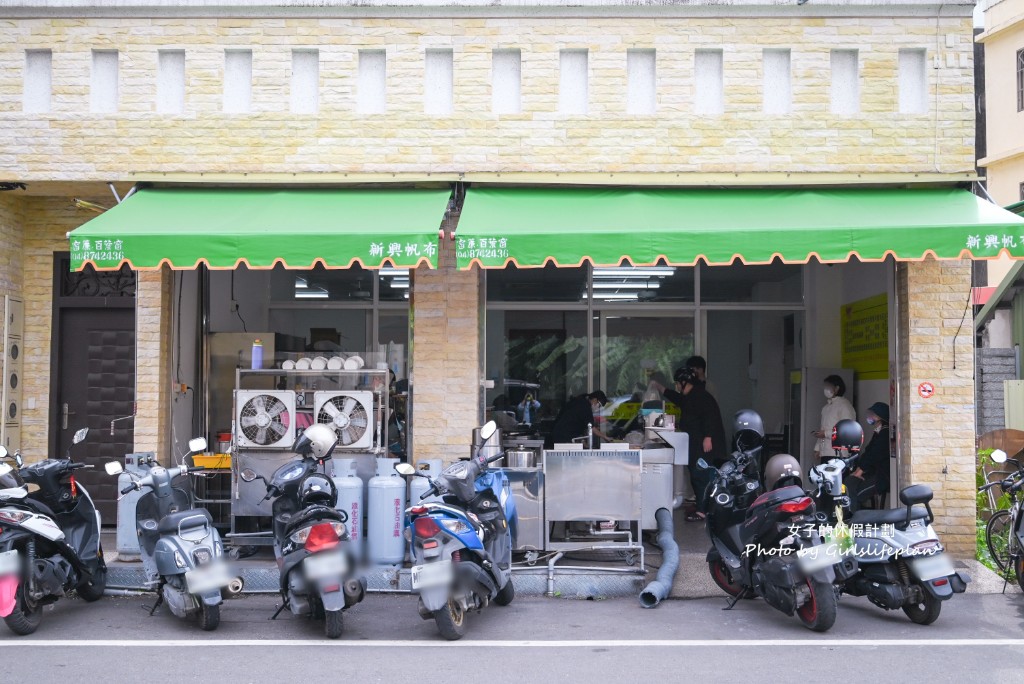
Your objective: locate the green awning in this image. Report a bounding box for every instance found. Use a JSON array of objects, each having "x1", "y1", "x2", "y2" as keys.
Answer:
[
  {"x1": 69, "y1": 187, "x2": 451, "y2": 271},
  {"x1": 455, "y1": 187, "x2": 1024, "y2": 269}
]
